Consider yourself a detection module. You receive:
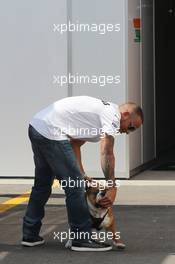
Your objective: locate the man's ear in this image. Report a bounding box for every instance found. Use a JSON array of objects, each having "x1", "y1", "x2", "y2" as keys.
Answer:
[{"x1": 122, "y1": 111, "x2": 130, "y2": 120}]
